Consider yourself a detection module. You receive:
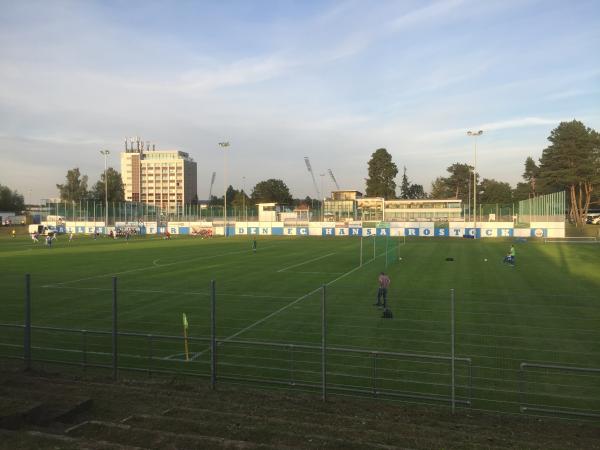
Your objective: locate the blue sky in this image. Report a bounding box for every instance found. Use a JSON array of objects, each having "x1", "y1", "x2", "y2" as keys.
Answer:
[{"x1": 1, "y1": 0, "x2": 599, "y2": 202}]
